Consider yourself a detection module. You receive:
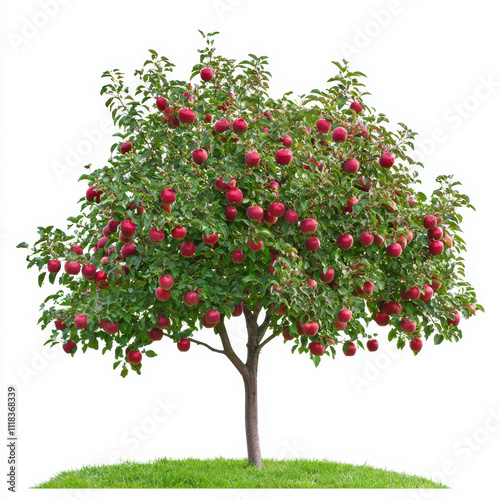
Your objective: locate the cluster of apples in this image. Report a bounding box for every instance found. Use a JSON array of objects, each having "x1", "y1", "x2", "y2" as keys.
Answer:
[{"x1": 423, "y1": 214, "x2": 452, "y2": 255}]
